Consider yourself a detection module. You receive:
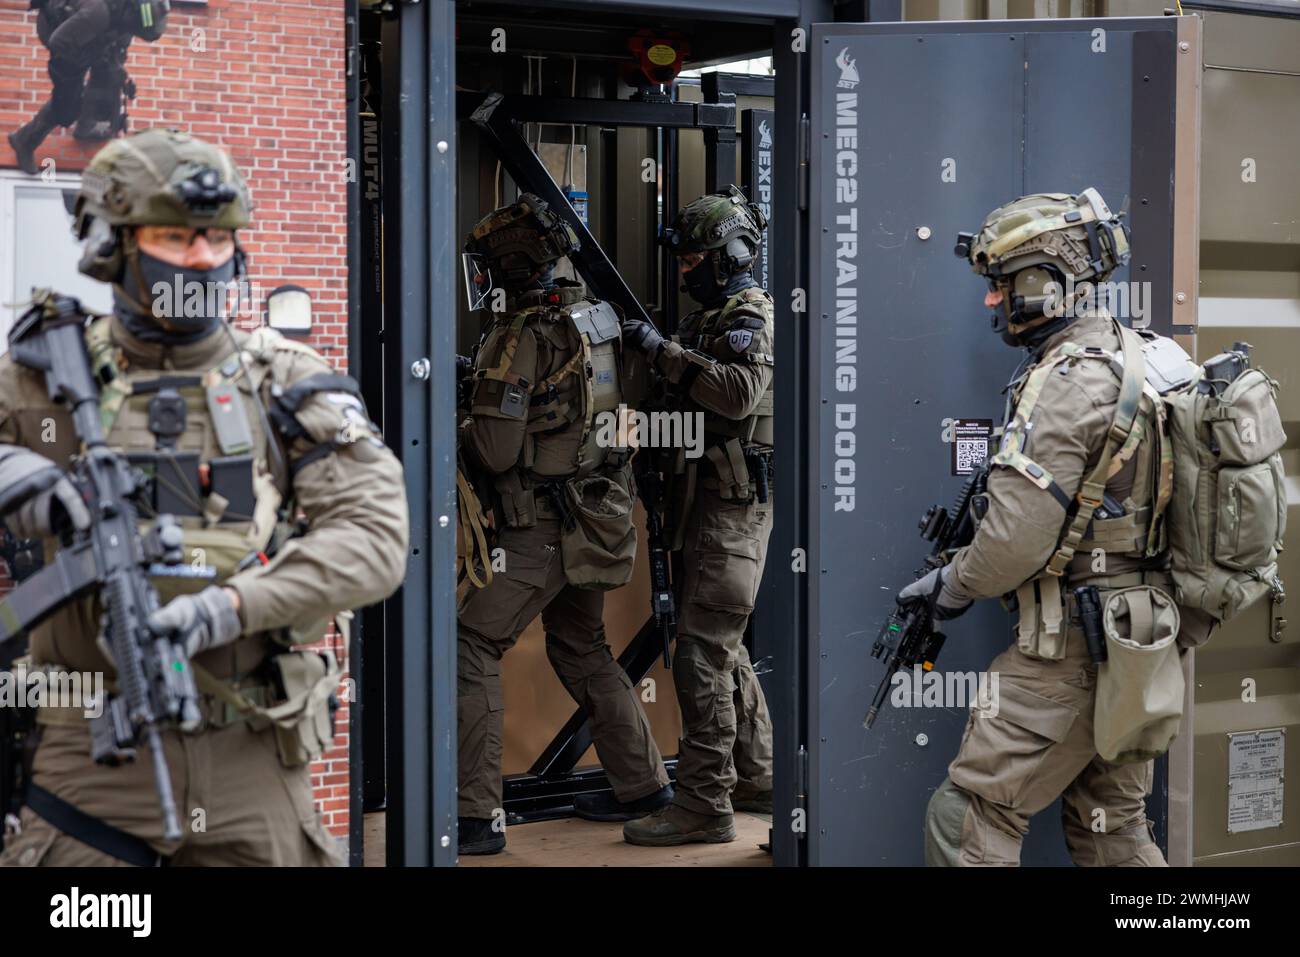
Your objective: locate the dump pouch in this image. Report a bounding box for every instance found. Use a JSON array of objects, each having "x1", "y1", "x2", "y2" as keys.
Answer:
[
  {"x1": 268, "y1": 651, "x2": 342, "y2": 769},
  {"x1": 559, "y1": 463, "x2": 637, "y2": 590},
  {"x1": 1095, "y1": 585, "x2": 1184, "y2": 764}
]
